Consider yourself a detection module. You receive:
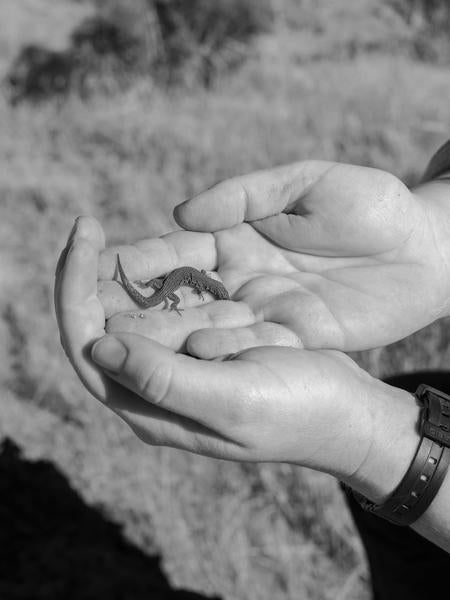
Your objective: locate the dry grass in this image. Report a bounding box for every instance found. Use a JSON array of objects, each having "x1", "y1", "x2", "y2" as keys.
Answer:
[{"x1": 1, "y1": 1, "x2": 450, "y2": 598}]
